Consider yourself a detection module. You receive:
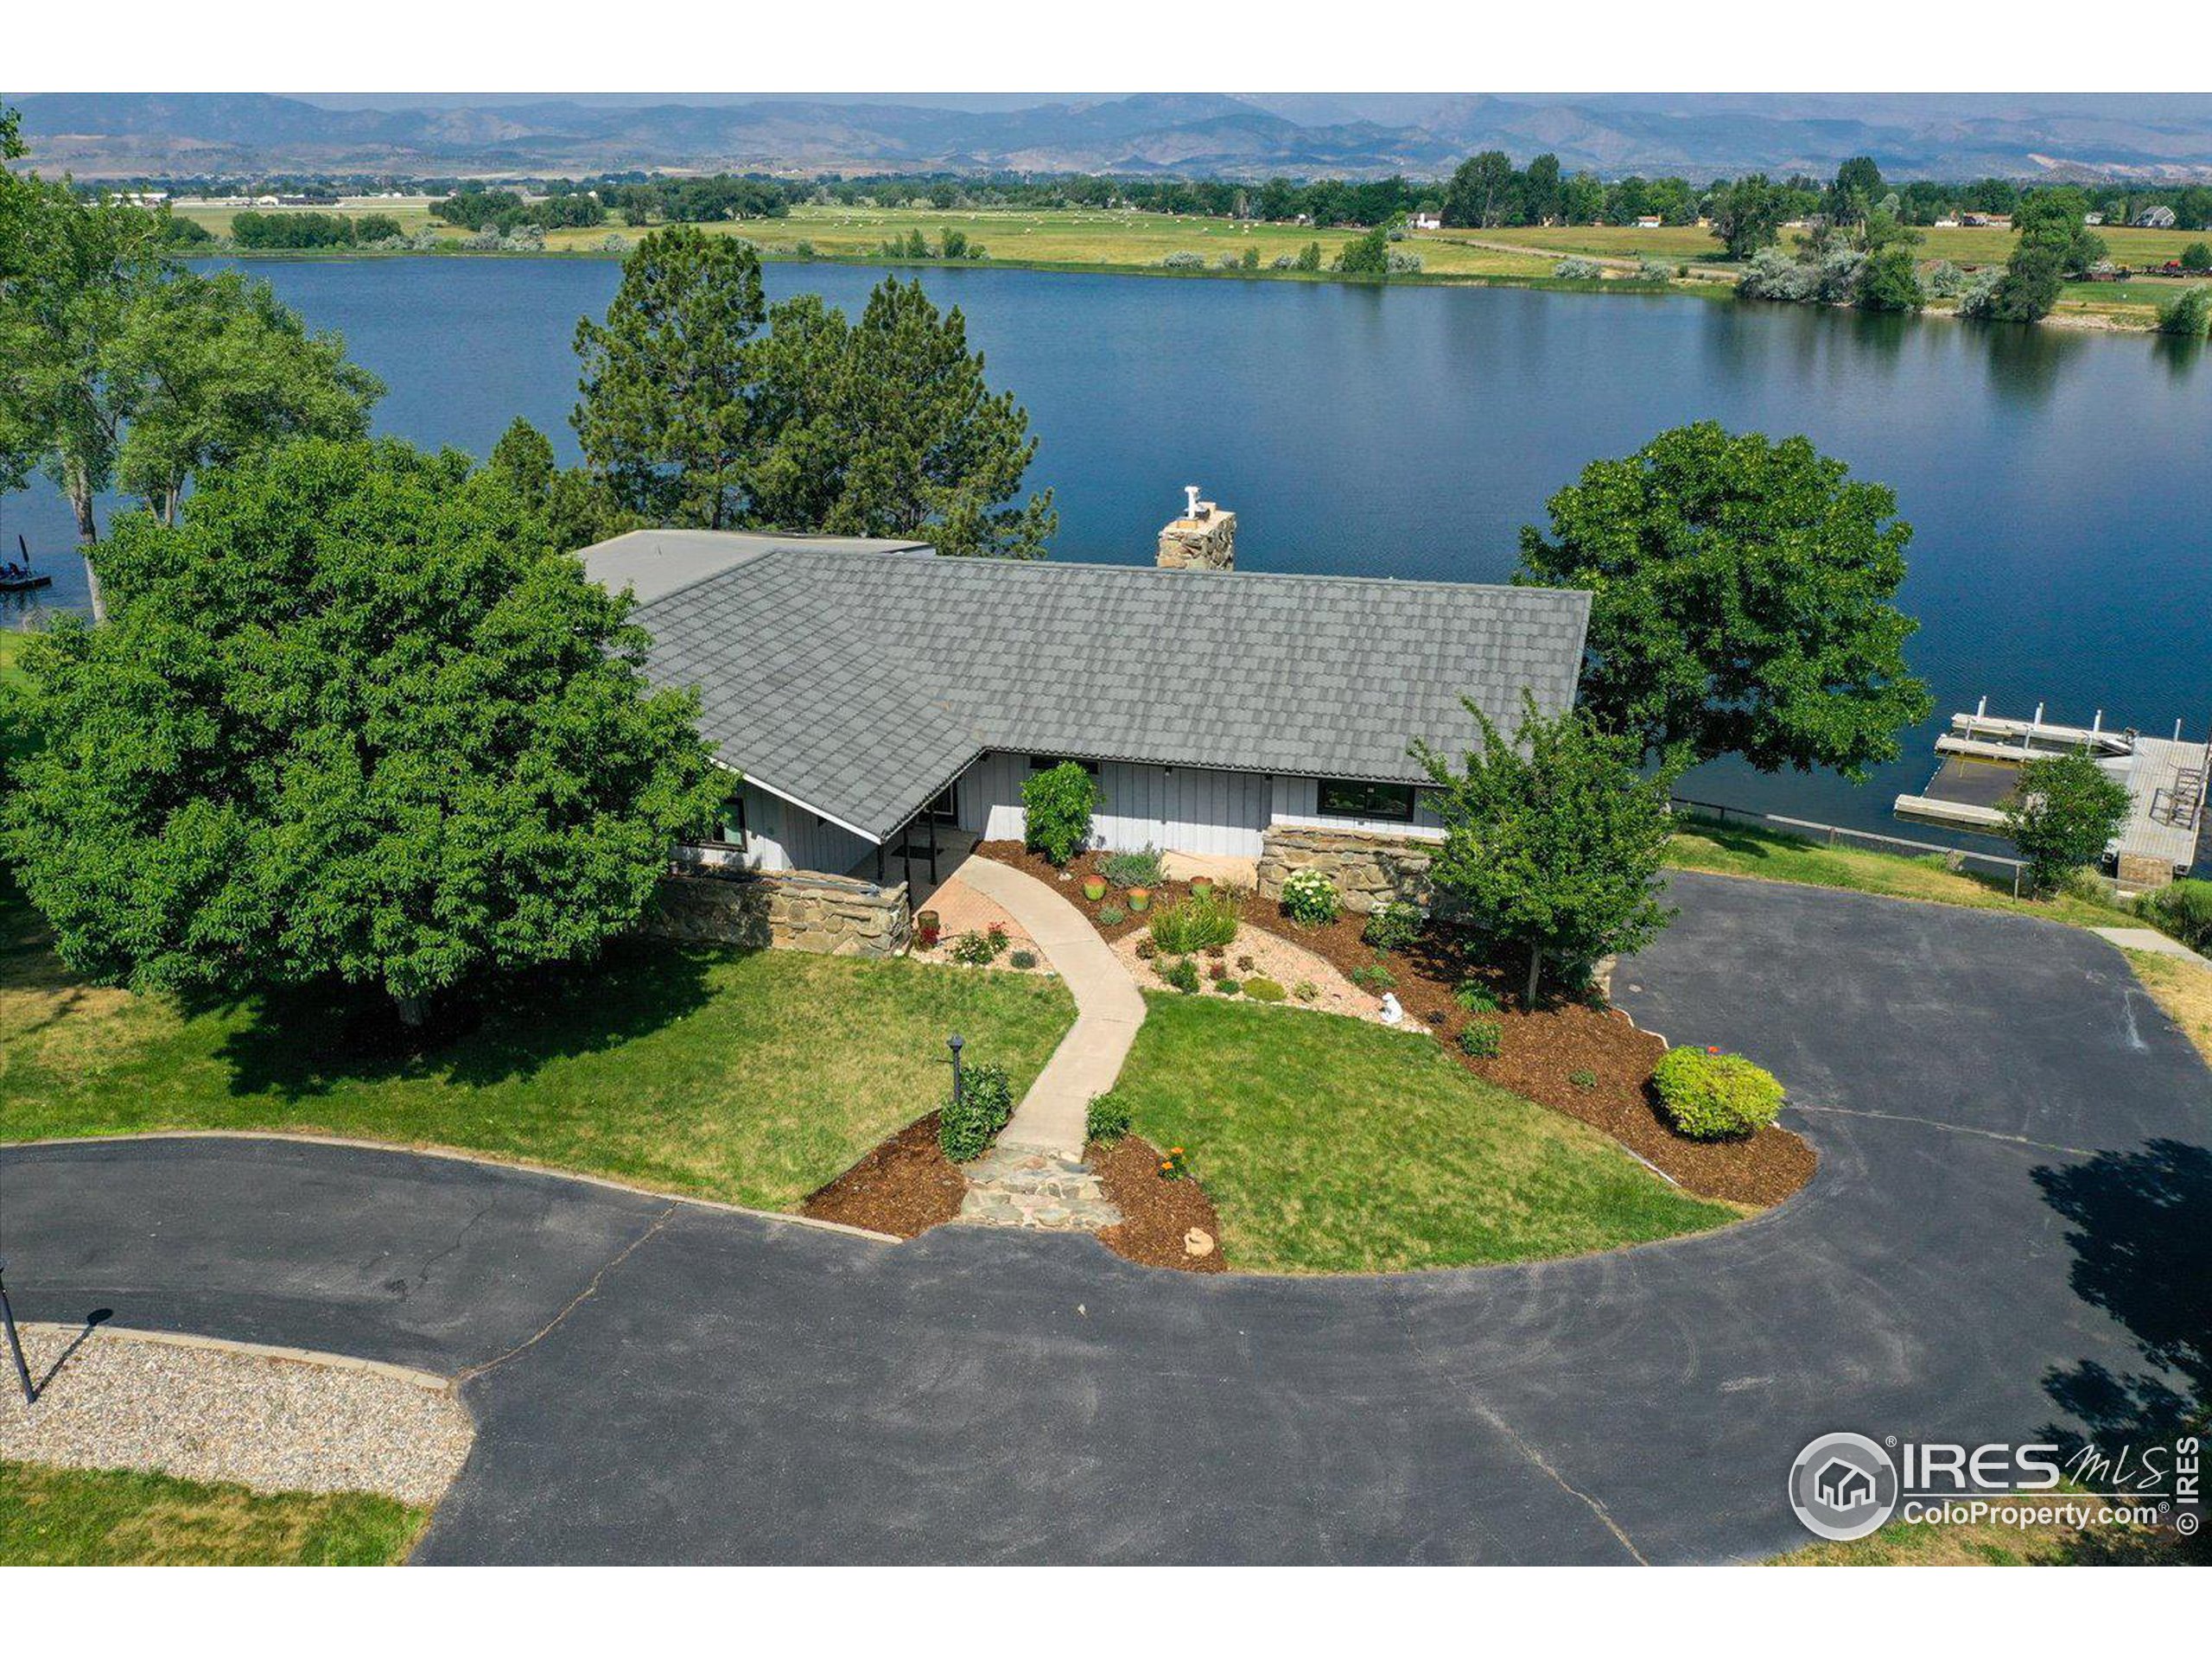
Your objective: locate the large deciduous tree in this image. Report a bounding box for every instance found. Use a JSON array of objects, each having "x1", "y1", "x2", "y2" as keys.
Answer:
[
  {"x1": 1416, "y1": 696, "x2": 1681, "y2": 1006},
  {"x1": 111, "y1": 268, "x2": 385, "y2": 524},
  {"x1": 1443, "y1": 150, "x2": 1516, "y2": 229},
  {"x1": 0, "y1": 149, "x2": 381, "y2": 619},
  {"x1": 1516, "y1": 422, "x2": 1932, "y2": 779},
  {"x1": 0, "y1": 439, "x2": 724, "y2": 1025},
  {"x1": 0, "y1": 178, "x2": 167, "y2": 620},
  {"x1": 1974, "y1": 188, "x2": 2107, "y2": 324},
  {"x1": 1708, "y1": 174, "x2": 1788, "y2": 260},
  {"x1": 2000, "y1": 751, "x2": 2131, "y2": 895},
  {"x1": 572, "y1": 226, "x2": 767, "y2": 529}
]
